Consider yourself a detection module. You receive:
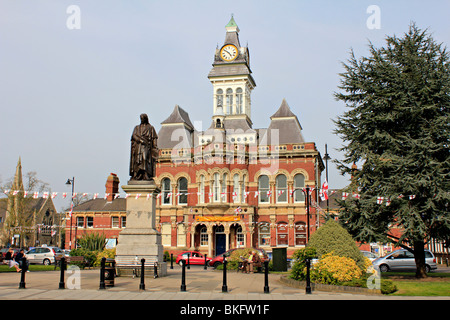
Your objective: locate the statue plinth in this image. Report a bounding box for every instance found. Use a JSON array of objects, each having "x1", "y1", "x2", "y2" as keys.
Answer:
[{"x1": 115, "y1": 180, "x2": 167, "y2": 276}]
